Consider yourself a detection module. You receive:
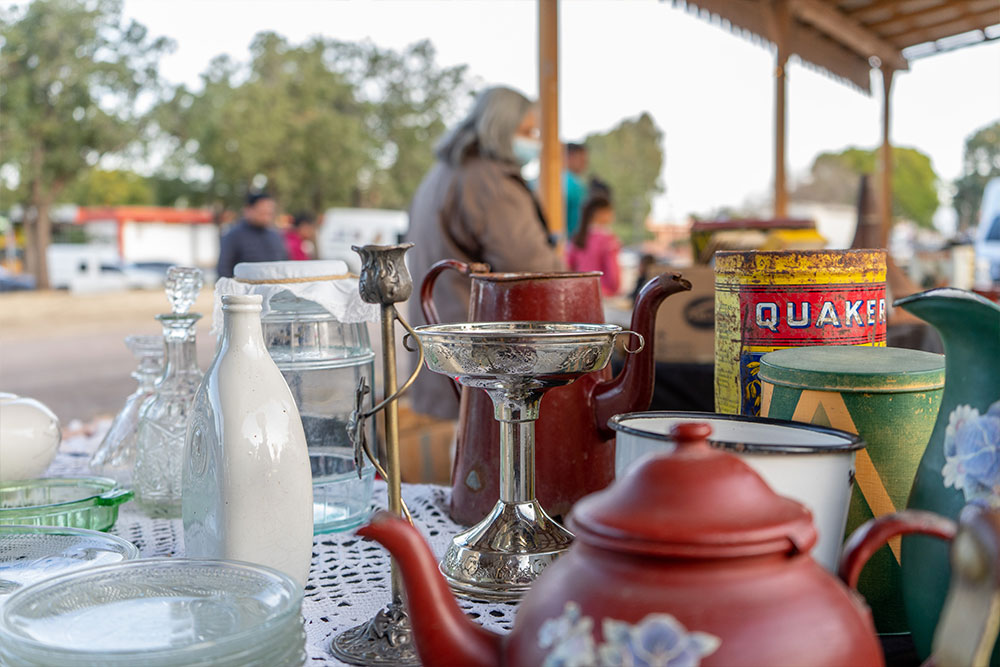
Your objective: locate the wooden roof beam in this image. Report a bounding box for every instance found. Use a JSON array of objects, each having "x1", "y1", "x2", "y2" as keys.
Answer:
[
  {"x1": 847, "y1": 0, "x2": 932, "y2": 23},
  {"x1": 891, "y1": 7, "x2": 1000, "y2": 47},
  {"x1": 790, "y1": 0, "x2": 909, "y2": 69},
  {"x1": 868, "y1": 0, "x2": 994, "y2": 34}
]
